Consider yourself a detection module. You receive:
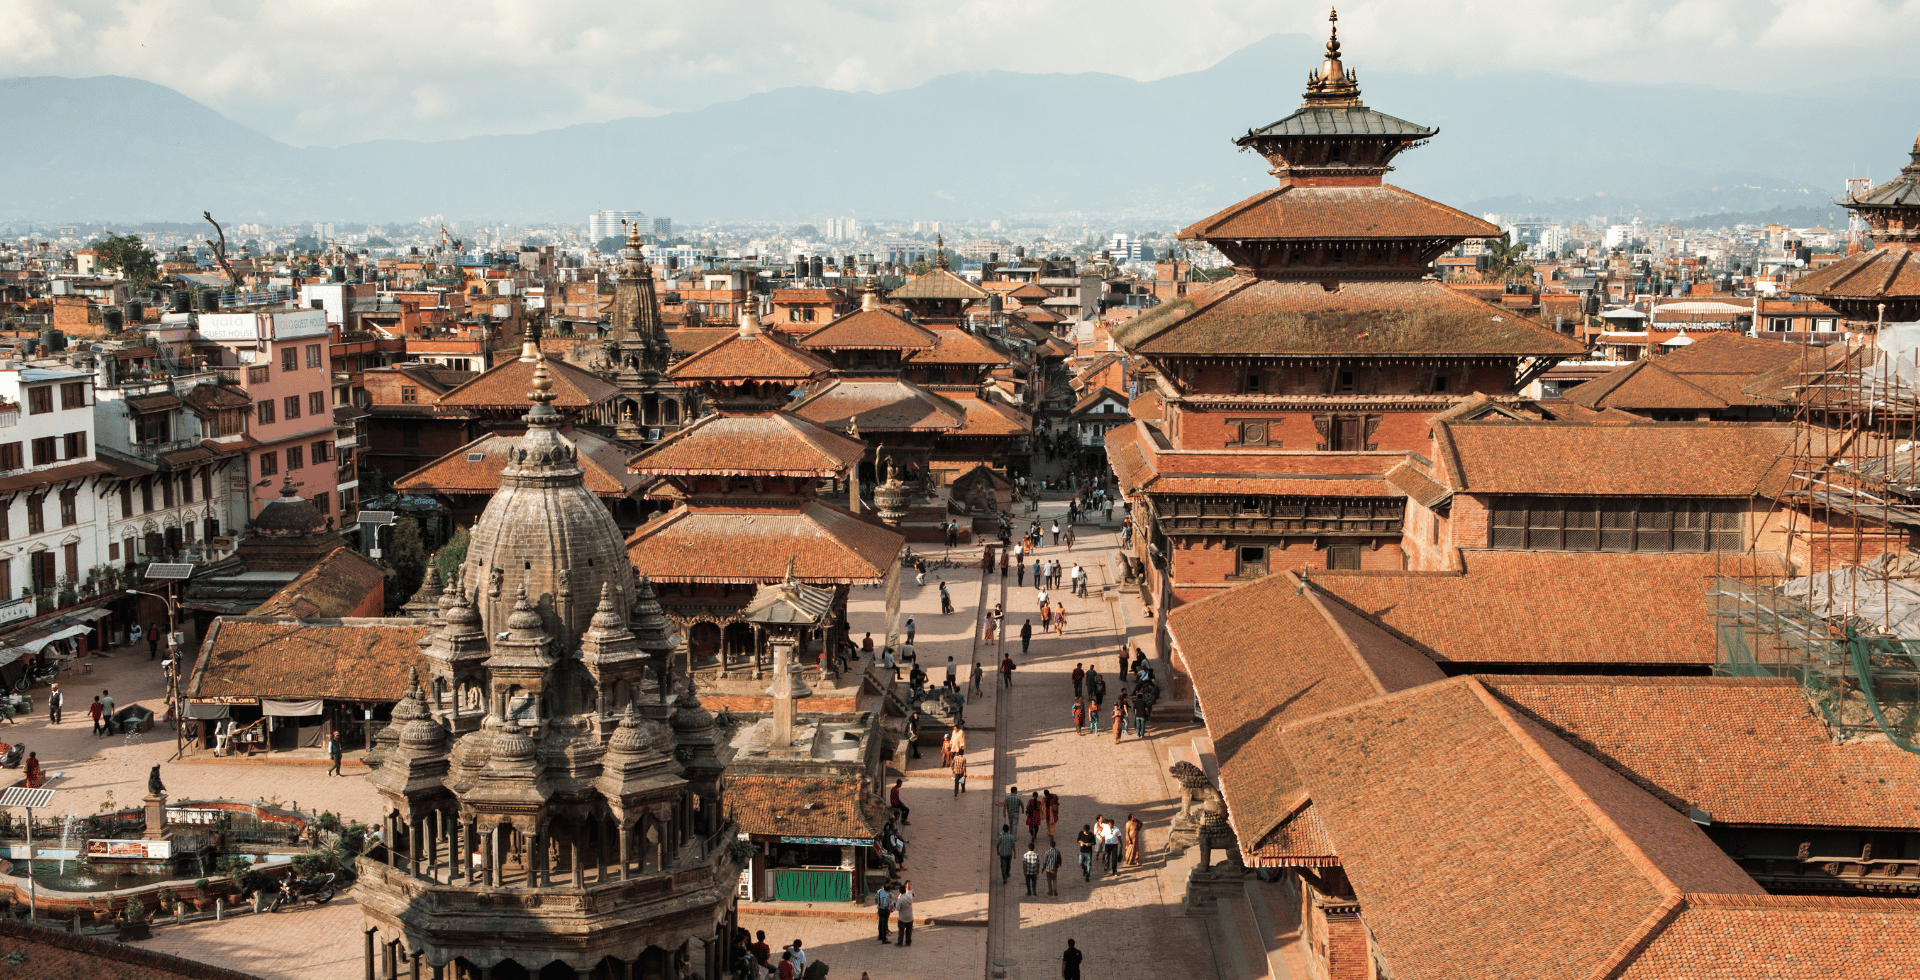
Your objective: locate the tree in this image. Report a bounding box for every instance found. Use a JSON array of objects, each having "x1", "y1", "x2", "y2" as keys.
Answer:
[
  {"x1": 433, "y1": 526, "x2": 470, "y2": 592},
  {"x1": 388, "y1": 516, "x2": 427, "y2": 610},
  {"x1": 90, "y1": 233, "x2": 160, "y2": 290},
  {"x1": 1486, "y1": 234, "x2": 1533, "y2": 281}
]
